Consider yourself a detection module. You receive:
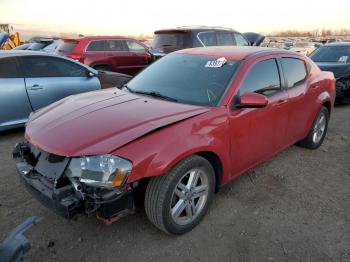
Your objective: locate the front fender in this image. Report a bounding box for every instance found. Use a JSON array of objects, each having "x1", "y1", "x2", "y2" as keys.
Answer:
[{"x1": 113, "y1": 109, "x2": 230, "y2": 184}]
